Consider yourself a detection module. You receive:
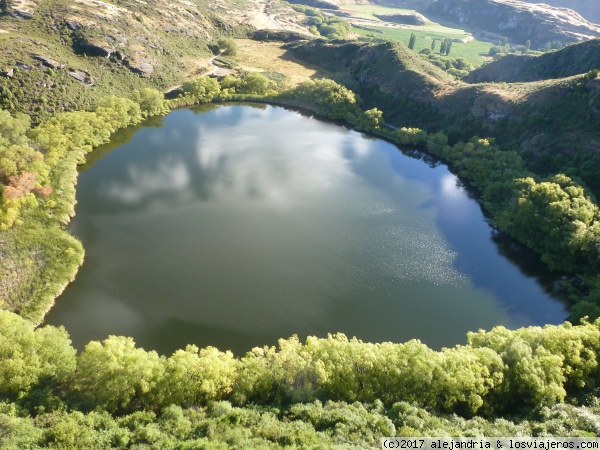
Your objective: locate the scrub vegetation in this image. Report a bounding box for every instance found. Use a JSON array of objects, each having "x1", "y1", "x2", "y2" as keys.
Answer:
[
  {"x1": 1, "y1": 310, "x2": 600, "y2": 447},
  {"x1": 2, "y1": 0, "x2": 600, "y2": 443}
]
